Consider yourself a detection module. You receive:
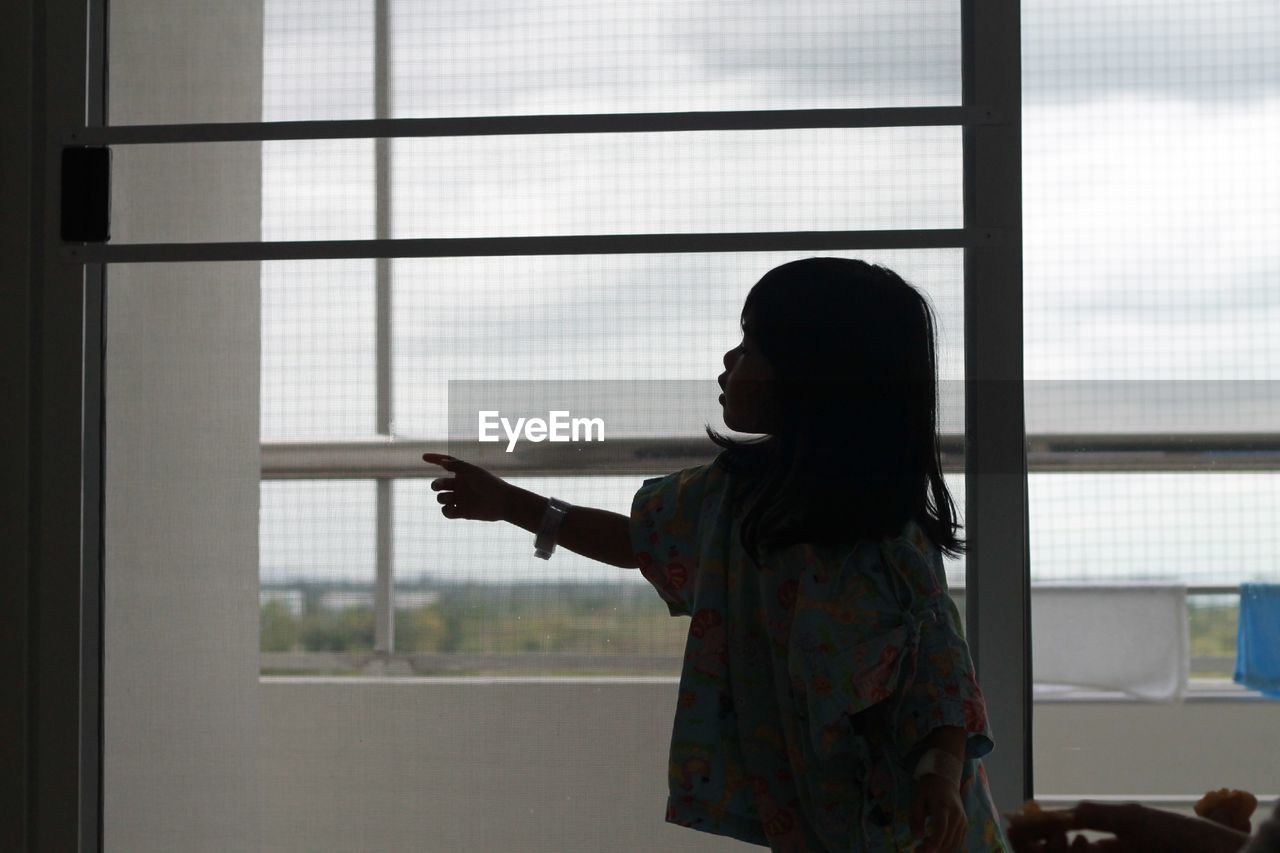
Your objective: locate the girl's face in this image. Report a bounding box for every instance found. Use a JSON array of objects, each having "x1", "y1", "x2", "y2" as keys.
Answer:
[{"x1": 718, "y1": 327, "x2": 778, "y2": 434}]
